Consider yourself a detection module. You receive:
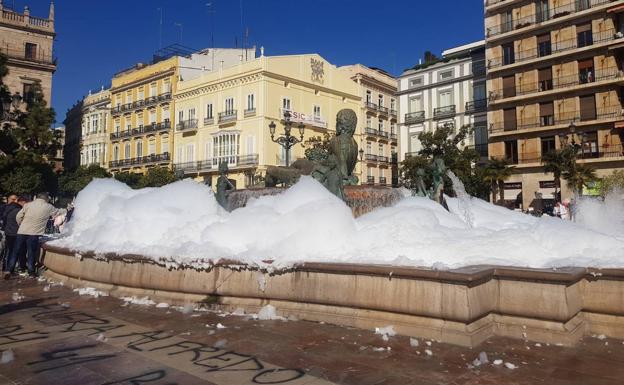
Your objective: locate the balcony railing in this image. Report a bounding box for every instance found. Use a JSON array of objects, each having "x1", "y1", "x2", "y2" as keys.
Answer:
[
  {"x1": 378, "y1": 106, "x2": 389, "y2": 114},
  {"x1": 491, "y1": 67, "x2": 623, "y2": 101},
  {"x1": 174, "y1": 160, "x2": 214, "y2": 174},
  {"x1": 465, "y1": 99, "x2": 488, "y2": 114},
  {"x1": 486, "y1": 0, "x2": 612, "y2": 37},
  {"x1": 493, "y1": 144, "x2": 622, "y2": 165},
  {"x1": 109, "y1": 121, "x2": 170, "y2": 140},
  {"x1": 390, "y1": 109, "x2": 398, "y2": 117},
  {"x1": 365, "y1": 127, "x2": 390, "y2": 139},
  {"x1": 111, "y1": 93, "x2": 171, "y2": 115},
  {"x1": 212, "y1": 154, "x2": 259, "y2": 168},
  {"x1": 405, "y1": 111, "x2": 425, "y2": 125},
  {"x1": 0, "y1": 46, "x2": 55, "y2": 65},
  {"x1": 218, "y1": 110, "x2": 237, "y2": 123},
  {"x1": 365, "y1": 101, "x2": 377, "y2": 110},
  {"x1": 366, "y1": 176, "x2": 375, "y2": 185},
  {"x1": 433, "y1": 105, "x2": 456, "y2": 120},
  {"x1": 244, "y1": 108, "x2": 256, "y2": 117},
  {"x1": 204, "y1": 117, "x2": 214, "y2": 126},
  {"x1": 176, "y1": 119, "x2": 198, "y2": 132},
  {"x1": 488, "y1": 29, "x2": 620, "y2": 69},
  {"x1": 109, "y1": 152, "x2": 170, "y2": 168},
  {"x1": 364, "y1": 154, "x2": 389, "y2": 163},
  {"x1": 490, "y1": 106, "x2": 623, "y2": 133},
  {"x1": 379, "y1": 176, "x2": 388, "y2": 185}
]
